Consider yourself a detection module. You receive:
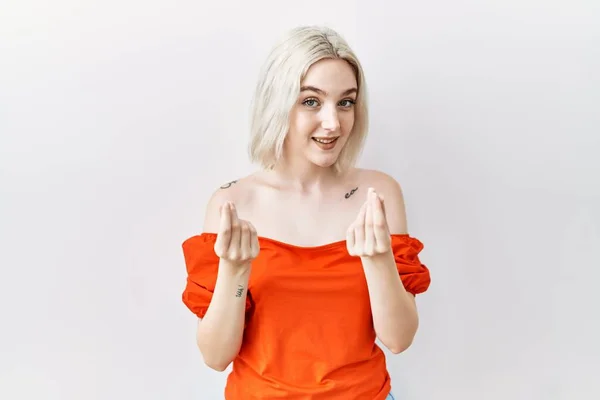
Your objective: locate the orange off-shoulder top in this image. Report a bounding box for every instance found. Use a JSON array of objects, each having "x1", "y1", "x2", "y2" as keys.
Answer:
[{"x1": 181, "y1": 233, "x2": 431, "y2": 400}]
